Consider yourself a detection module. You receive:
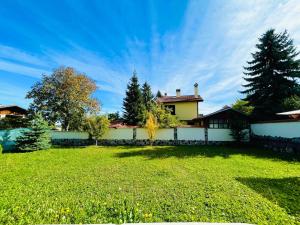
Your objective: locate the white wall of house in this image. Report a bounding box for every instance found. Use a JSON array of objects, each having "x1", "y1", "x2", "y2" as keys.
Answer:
[
  {"x1": 177, "y1": 128, "x2": 205, "y2": 140},
  {"x1": 251, "y1": 121, "x2": 300, "y2": 138},
  {"x1": 101, "y1": 128, "x2": 133, "y2": 140}
]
